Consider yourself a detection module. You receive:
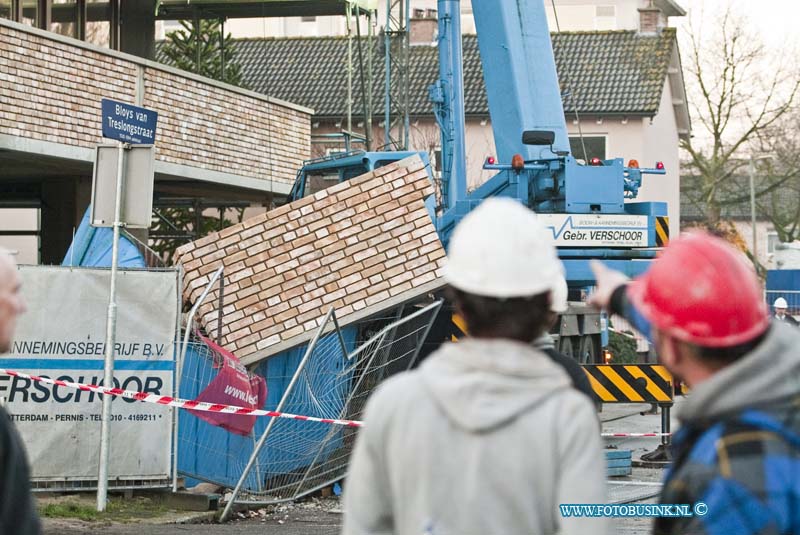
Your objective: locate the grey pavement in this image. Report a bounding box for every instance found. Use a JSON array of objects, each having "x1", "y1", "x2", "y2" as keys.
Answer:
[{"x1": 44, "y1": 404, "x2": 672, "y2": 535}]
